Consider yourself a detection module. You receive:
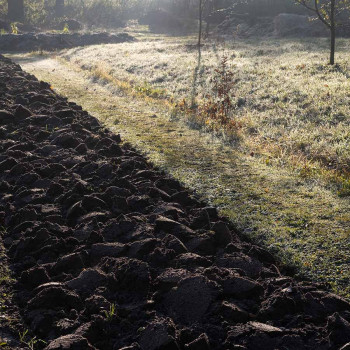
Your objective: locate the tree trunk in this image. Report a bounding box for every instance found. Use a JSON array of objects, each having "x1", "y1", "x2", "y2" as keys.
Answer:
[
  {"x1": 330, "y1": 26, "x2": 335, "y2": 65},
  {"x1": 7, "y1": 0, "x2": 24, "y2": 22},
  {"x1": 198, "y1": 0, "x2": 202, "y2": 46},
  {"x1": 329, "y1": 0, "x2": 336, "y2": 65},
  {"x1": 55, "y1": 0, "x2": 65, "y2": 18}
]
